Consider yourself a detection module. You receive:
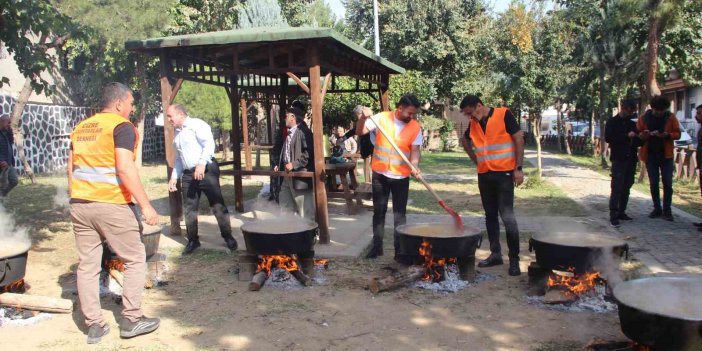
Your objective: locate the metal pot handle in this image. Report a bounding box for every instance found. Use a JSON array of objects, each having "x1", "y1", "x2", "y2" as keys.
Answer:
[
  {"x1": 0, "y1": 258, "x2": 7, "y2": 282},
  {"x1": 528, "y1": 238, "x2": 534, "y2": 252},
  {"x1": 477, "y1": 234, "x2": 483, "y2": 248},
  {"x1": 620, "y1": 243, "x2": 630, "y2": 260}
]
